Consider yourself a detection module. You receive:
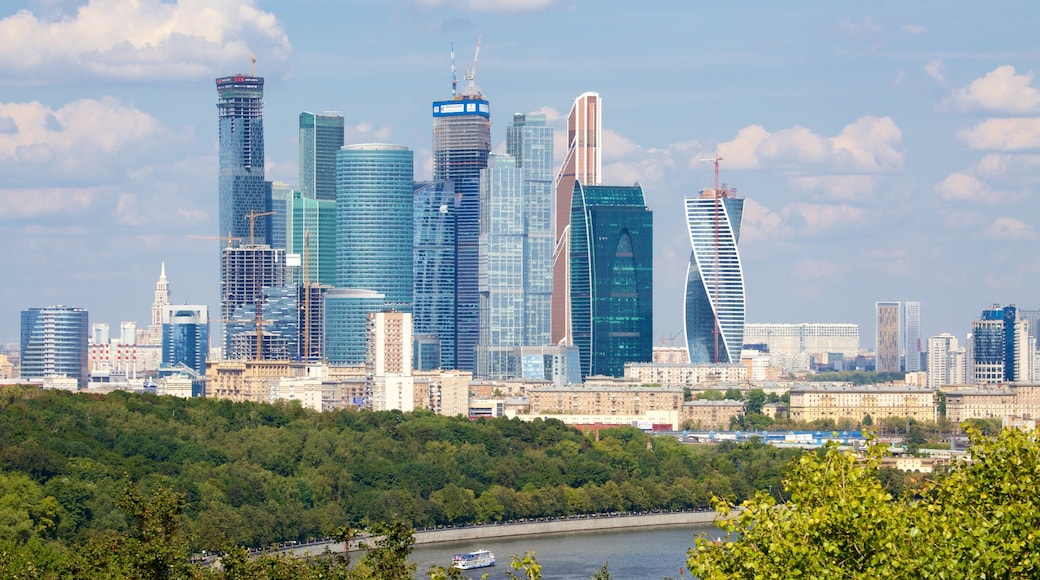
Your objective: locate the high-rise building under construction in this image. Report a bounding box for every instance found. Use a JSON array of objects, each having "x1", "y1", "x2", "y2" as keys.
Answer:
[{"x1": 216, "y1": 73, "x2": 268, "y2": 245}]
